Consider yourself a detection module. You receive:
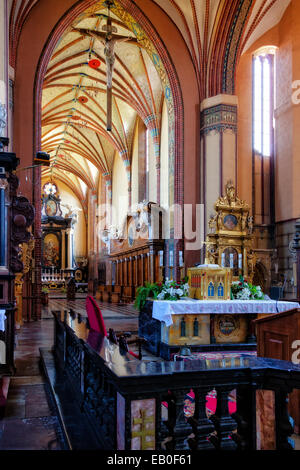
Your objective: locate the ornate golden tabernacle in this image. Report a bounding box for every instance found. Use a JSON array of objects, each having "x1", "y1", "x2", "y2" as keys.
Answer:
[
  {"x1": 205, "y1": 181, "x2": 256, "y2": 282},
  {"x1": 188, "y1": 264, "x2": 232, "y2": 300}
]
